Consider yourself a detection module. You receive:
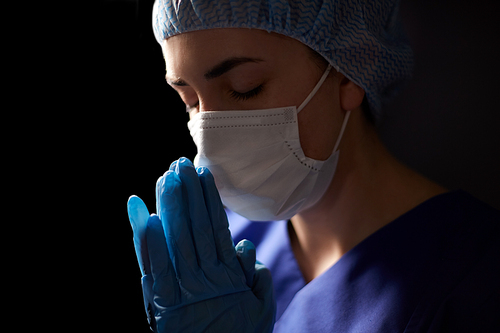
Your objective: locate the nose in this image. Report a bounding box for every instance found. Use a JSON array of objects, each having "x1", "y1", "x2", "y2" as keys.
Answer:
[
  {"x1": 187, "y1": 95, "x2": 220, "y2": 117},
  {"x1": 198, "y1": 95, "x2": 222, "y2": 112}
]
